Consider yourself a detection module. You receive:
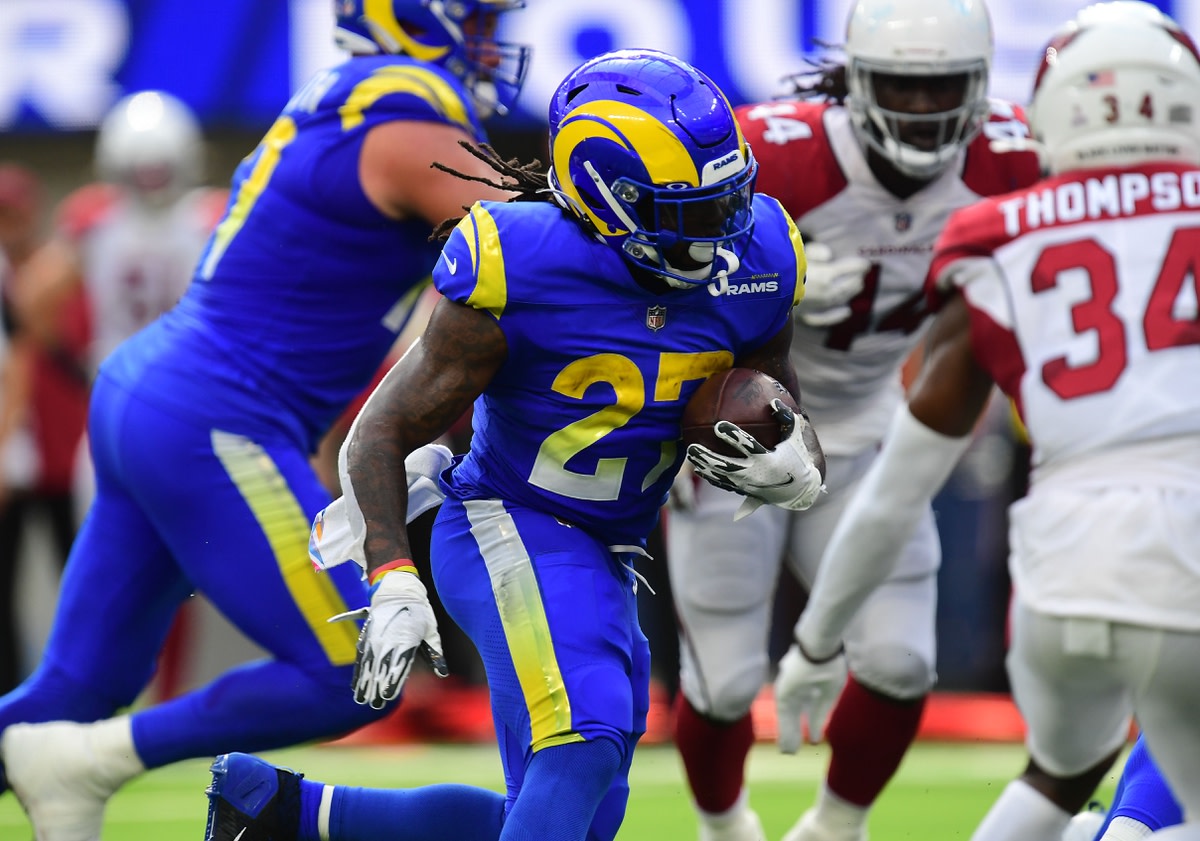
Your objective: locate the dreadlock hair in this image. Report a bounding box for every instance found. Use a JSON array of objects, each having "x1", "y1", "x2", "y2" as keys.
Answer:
[
  {"x1": 781, "y1": 51, "x2": 848, "y2": 103},
  {"x1": 430, "y1": 141, "x2": 549, "y2": 241}
]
